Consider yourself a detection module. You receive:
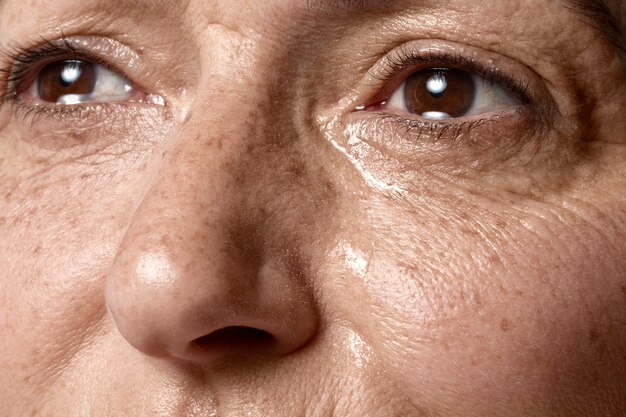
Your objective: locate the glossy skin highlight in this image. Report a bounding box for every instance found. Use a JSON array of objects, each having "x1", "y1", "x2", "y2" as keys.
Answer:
[{"x1": 0, "y1": 0, "x2": 625, "y2": 416}]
